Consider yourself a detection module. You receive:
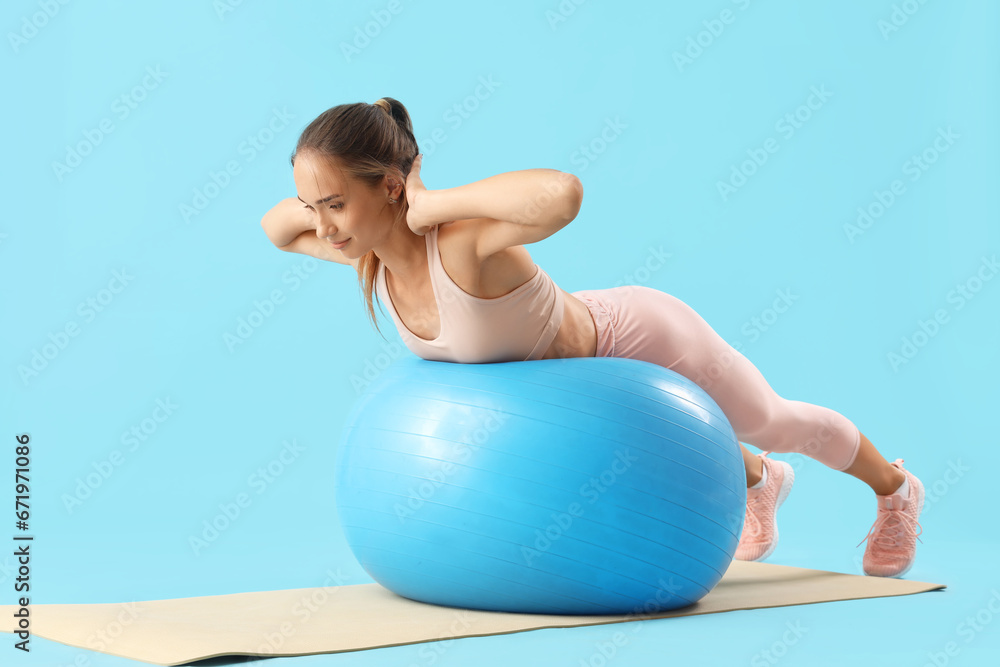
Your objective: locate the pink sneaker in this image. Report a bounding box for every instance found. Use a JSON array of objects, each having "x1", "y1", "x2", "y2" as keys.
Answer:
[
  {"x1": 735, "y1": 452, "x2": 795, "y2": 562},
  {"x1": 857, "y1": 458, "x2": 924, "y2": 577}
]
